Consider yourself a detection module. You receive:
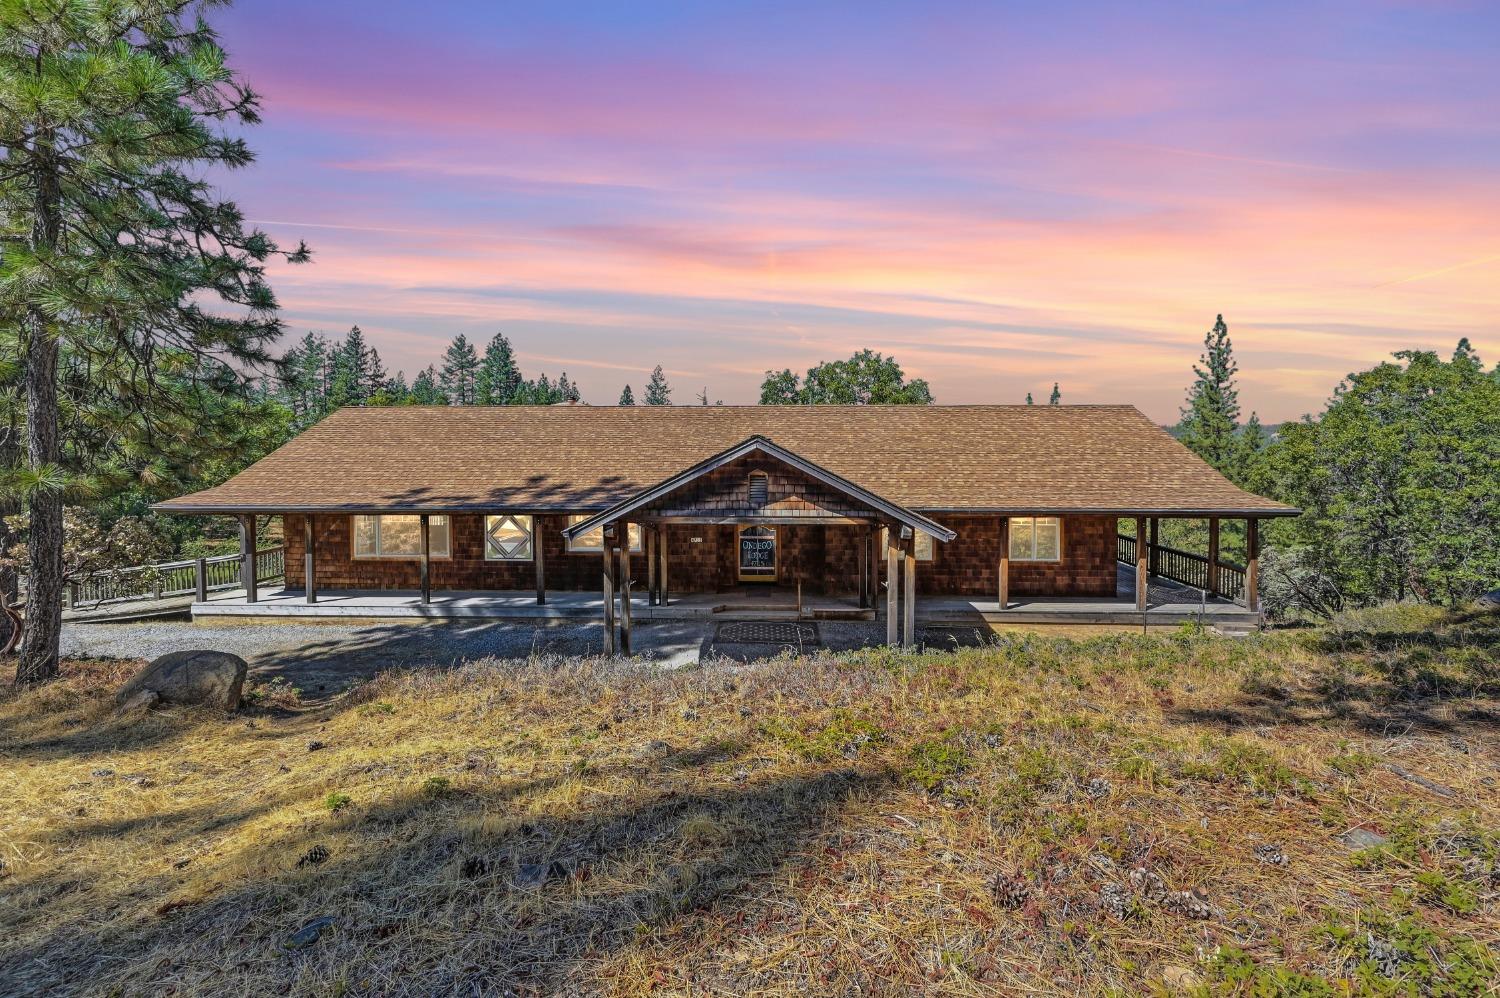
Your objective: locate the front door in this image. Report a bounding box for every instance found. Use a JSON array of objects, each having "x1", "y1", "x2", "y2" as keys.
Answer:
[{"x1": 737, "y1": 525, "x2": 777, "y2": 583}]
